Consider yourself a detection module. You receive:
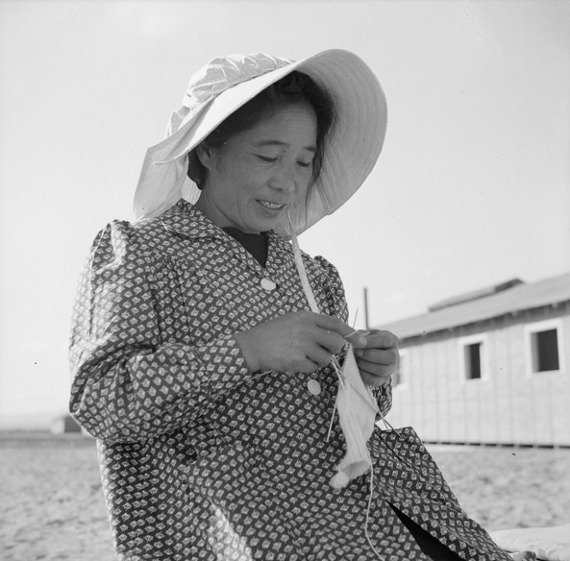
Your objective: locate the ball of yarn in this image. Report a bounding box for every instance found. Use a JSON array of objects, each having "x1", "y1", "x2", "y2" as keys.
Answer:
[{"x1": 330, "y1": 470, "x2": 350, "y2": 489}]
